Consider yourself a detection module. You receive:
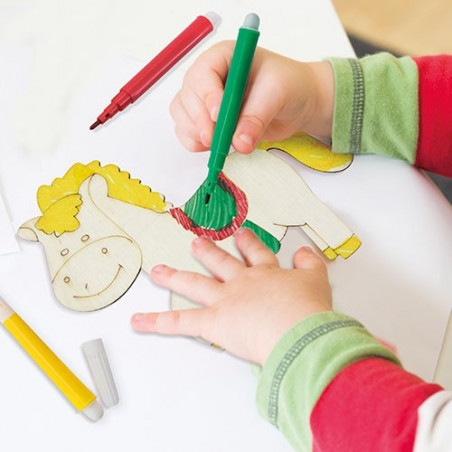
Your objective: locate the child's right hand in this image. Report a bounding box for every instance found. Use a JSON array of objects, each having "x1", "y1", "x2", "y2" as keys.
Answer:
[{"x1": 170, "y1": 41, "x2": 335, "y2": 154}]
